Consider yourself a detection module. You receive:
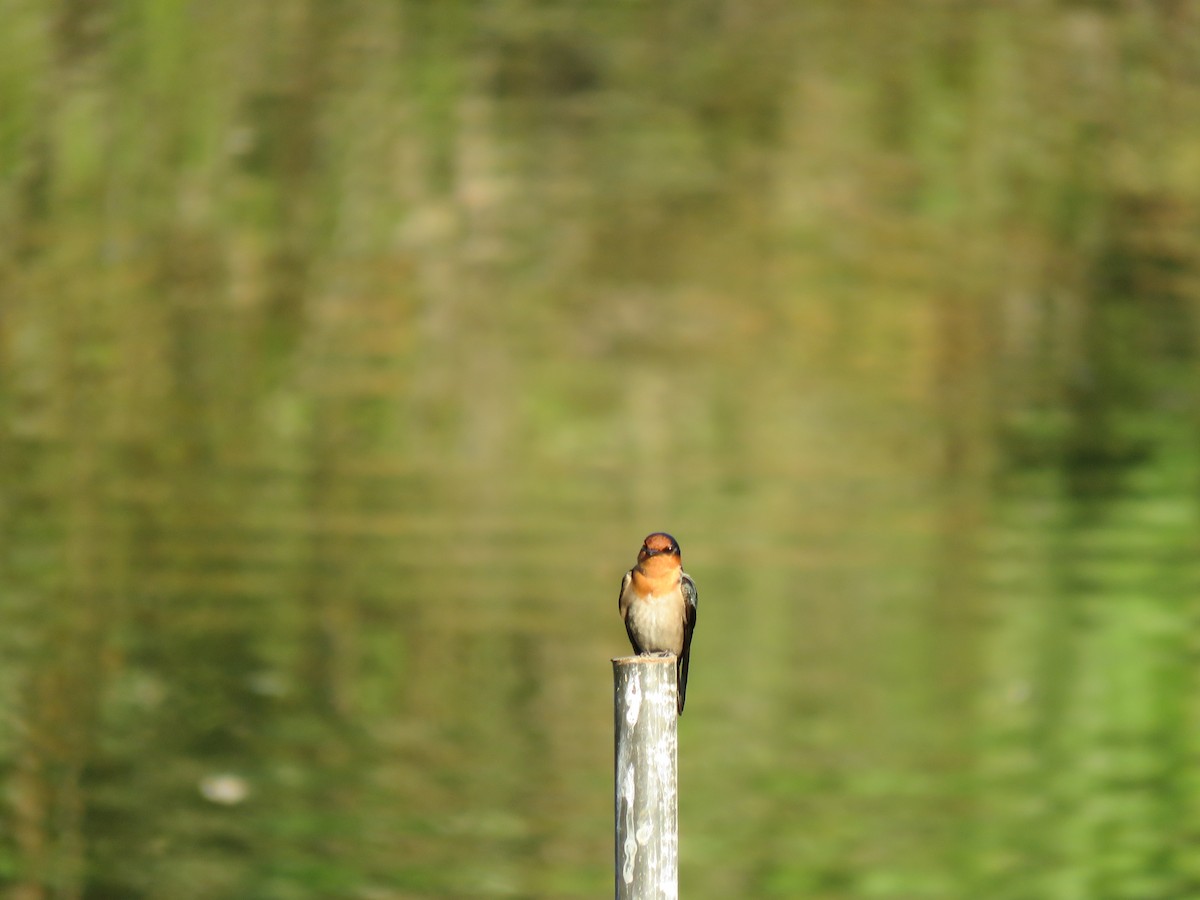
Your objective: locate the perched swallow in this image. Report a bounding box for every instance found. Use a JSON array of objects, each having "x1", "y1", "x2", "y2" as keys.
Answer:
[{"x1": 618, "y1": 532, "x2": 699, "y2": 715}]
